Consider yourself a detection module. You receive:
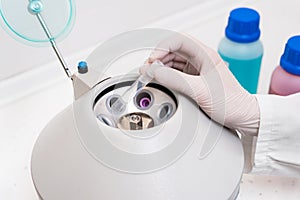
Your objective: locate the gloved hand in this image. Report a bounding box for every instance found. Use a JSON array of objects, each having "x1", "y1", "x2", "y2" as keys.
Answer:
[{"x1": 140, "y1": 33, "x2": 260, "y2": 136}]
